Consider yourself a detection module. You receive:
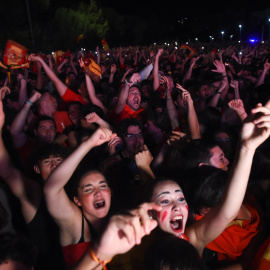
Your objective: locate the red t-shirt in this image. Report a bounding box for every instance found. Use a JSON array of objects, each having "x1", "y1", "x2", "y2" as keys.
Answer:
[
  {"x1": 107, "y1": 104, "x2": 146, "y2": 127},
  {"x1": 195, "y1": 196, "x2": 260, "y2": 261},
  {"x1": 62, "y1": 87, "x2": 86, "y2": 105}
]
